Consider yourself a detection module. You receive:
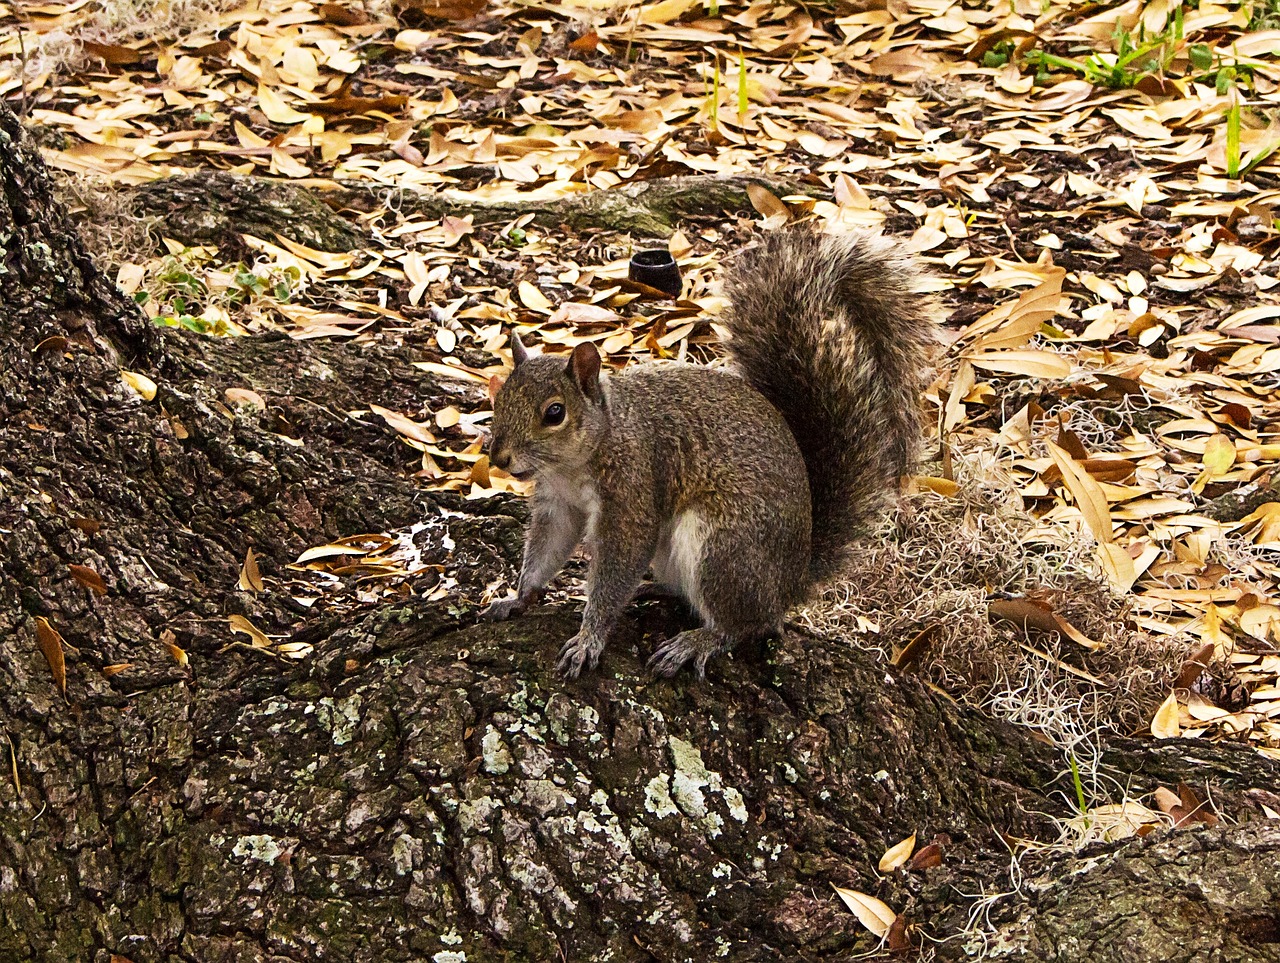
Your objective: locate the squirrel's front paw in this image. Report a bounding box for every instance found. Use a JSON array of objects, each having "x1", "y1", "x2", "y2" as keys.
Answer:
[
  {"x1": 482, "y1": 596, "x2": 527, "y2": 622},
  {"x1": 556, "y1": 632, "x2": 604, "y2": 679}
]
